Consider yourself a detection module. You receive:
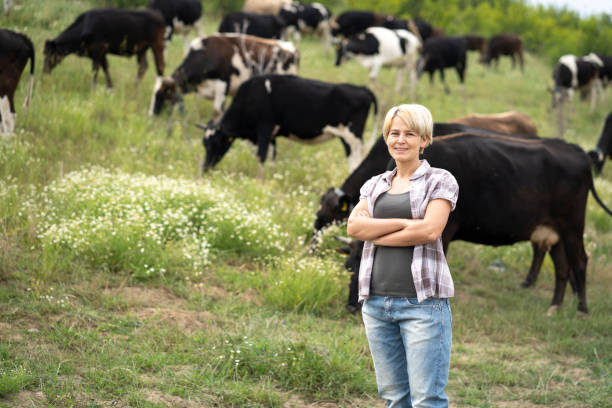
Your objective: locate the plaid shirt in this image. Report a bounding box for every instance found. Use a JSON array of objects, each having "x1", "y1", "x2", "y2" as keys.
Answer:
[{"x1": 357, "y1": 160, "x2": 459, "y2": 303}]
